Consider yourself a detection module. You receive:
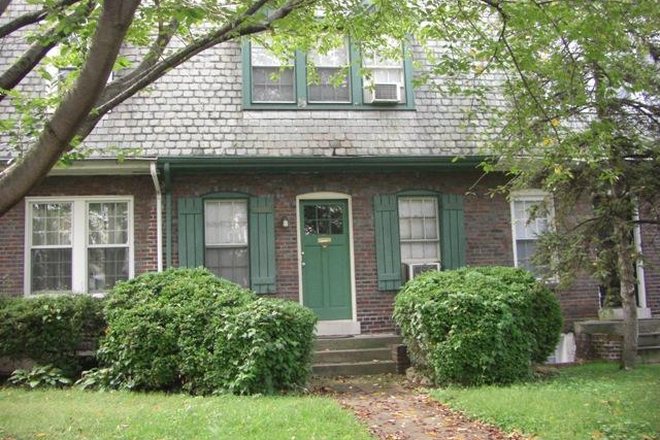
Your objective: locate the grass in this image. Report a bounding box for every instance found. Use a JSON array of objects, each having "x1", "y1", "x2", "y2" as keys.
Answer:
[
  {"x1": 0, "y1": 388, "x2": 372, "y2": 440},
  {"x1": 431, "y1": 362, "x2": 660, "y2": 440}
]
